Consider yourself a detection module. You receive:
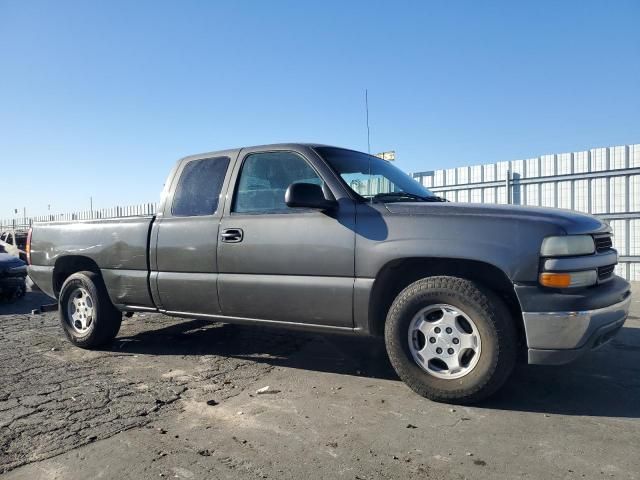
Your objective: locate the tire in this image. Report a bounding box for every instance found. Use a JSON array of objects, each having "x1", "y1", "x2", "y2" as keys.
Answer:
[
  {"x1": 58, "y1": 271, "x2": 122, "y2": 348},
  {"x1": 385, "y1": 276, "x2": 517, "y2": 404}
]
